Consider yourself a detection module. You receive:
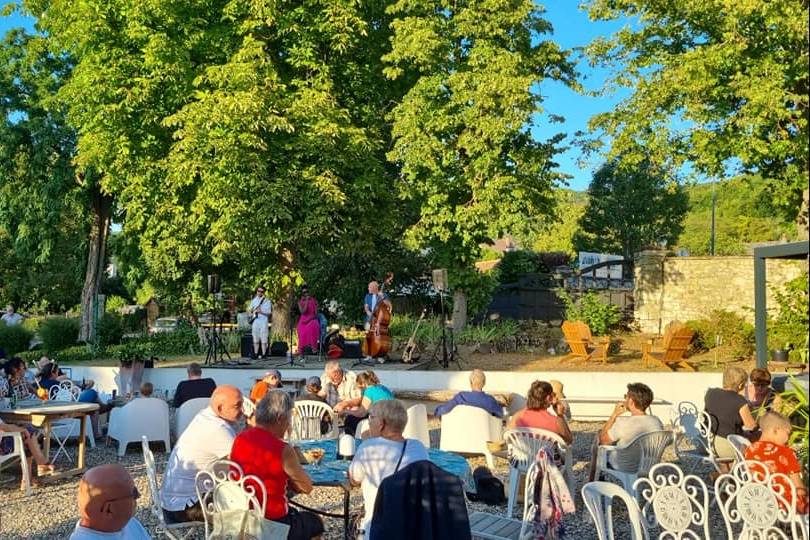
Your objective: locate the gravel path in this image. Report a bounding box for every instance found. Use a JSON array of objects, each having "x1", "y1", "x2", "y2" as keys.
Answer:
[{"x1": 0, "y1": 421, "x2": 728, "y2": 539}]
